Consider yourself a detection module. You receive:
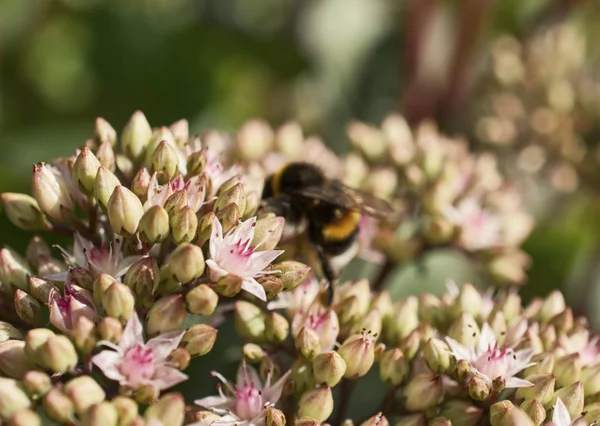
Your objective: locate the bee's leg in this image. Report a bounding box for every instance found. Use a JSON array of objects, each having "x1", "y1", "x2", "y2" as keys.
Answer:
[{"x1": 316, "y1": 244, "x2": 337, "y2": 305}]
